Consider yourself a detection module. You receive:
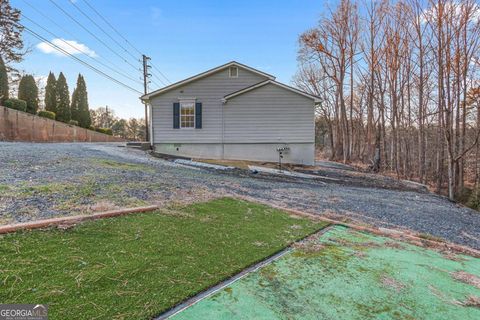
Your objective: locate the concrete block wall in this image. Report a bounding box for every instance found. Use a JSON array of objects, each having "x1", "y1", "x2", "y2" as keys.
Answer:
[{"x1": 0, "y1": 106, "x2": 125, "y2": 143}]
